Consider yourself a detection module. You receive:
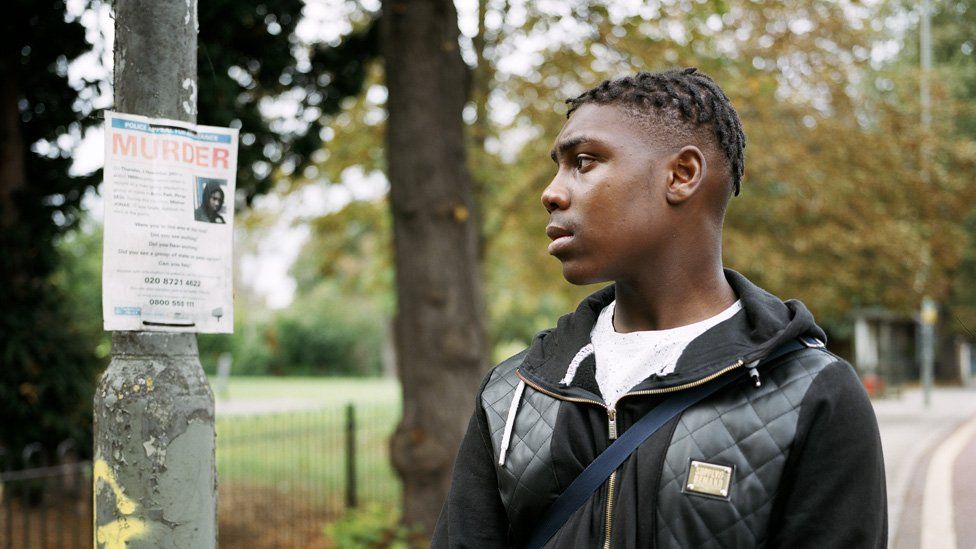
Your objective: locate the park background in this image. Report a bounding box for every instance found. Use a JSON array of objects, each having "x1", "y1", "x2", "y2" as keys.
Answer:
[{"x1": 2, "y1": 0, "x2": 976, "y2": 547}]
